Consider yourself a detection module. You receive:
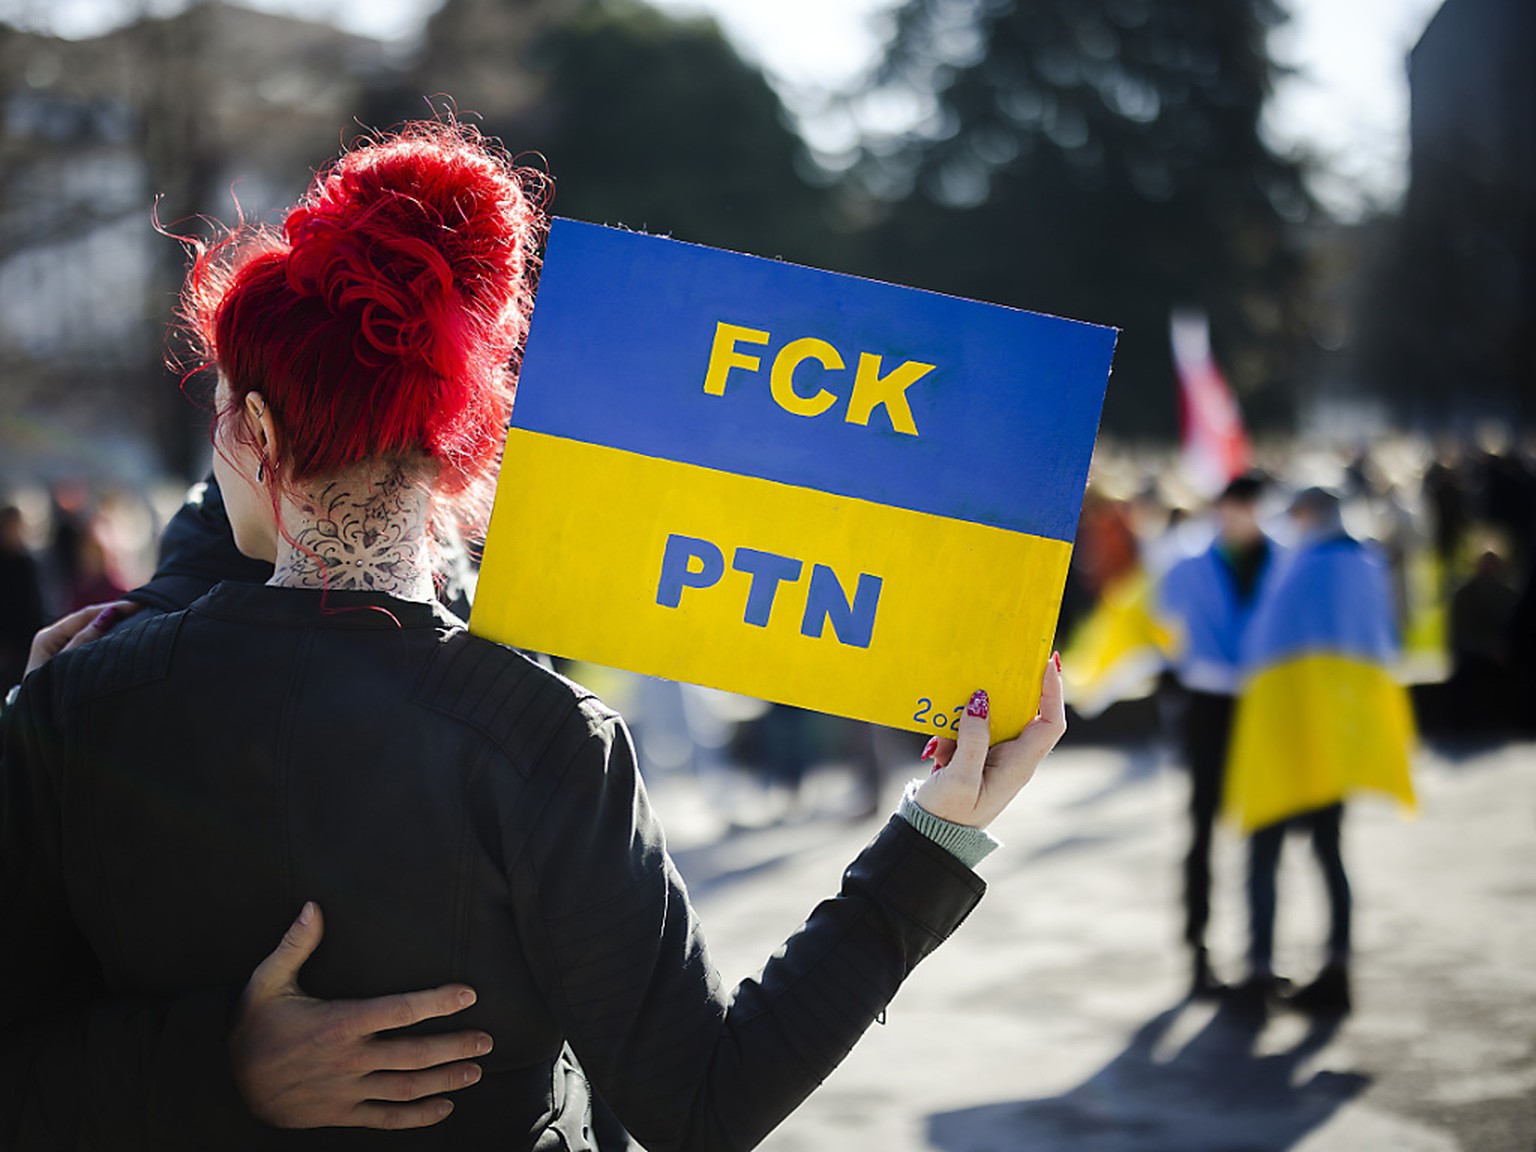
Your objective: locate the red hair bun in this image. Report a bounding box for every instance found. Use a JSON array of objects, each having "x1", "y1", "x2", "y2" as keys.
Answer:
[{"x1": 183, "y1": 120, "x2": 546, "y2": 535}]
